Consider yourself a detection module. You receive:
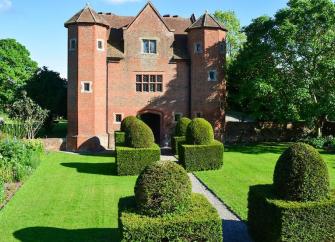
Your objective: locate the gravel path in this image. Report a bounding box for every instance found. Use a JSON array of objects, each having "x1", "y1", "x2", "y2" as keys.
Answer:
[{"x1": 189, "y1": 173, "x2": 252, "y2": 242}]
